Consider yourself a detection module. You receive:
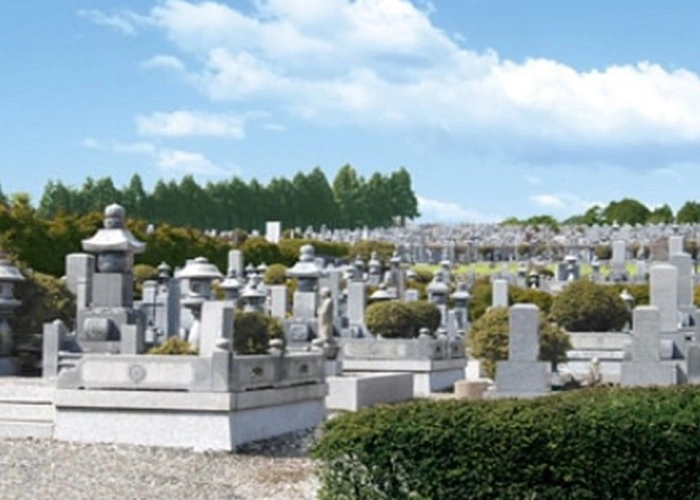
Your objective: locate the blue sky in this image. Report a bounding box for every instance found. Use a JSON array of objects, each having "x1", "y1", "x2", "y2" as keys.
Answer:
[{"x1": 2, "y1": 0, "x2": 700, "y2": 223}]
